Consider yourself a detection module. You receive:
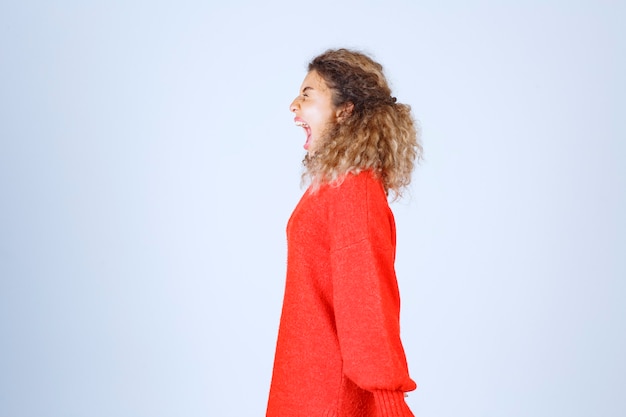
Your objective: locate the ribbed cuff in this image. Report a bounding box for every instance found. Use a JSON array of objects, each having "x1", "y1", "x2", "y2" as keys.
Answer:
[{"x1": 372, "y1": 390, "x2": 414, "y2": 417}]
